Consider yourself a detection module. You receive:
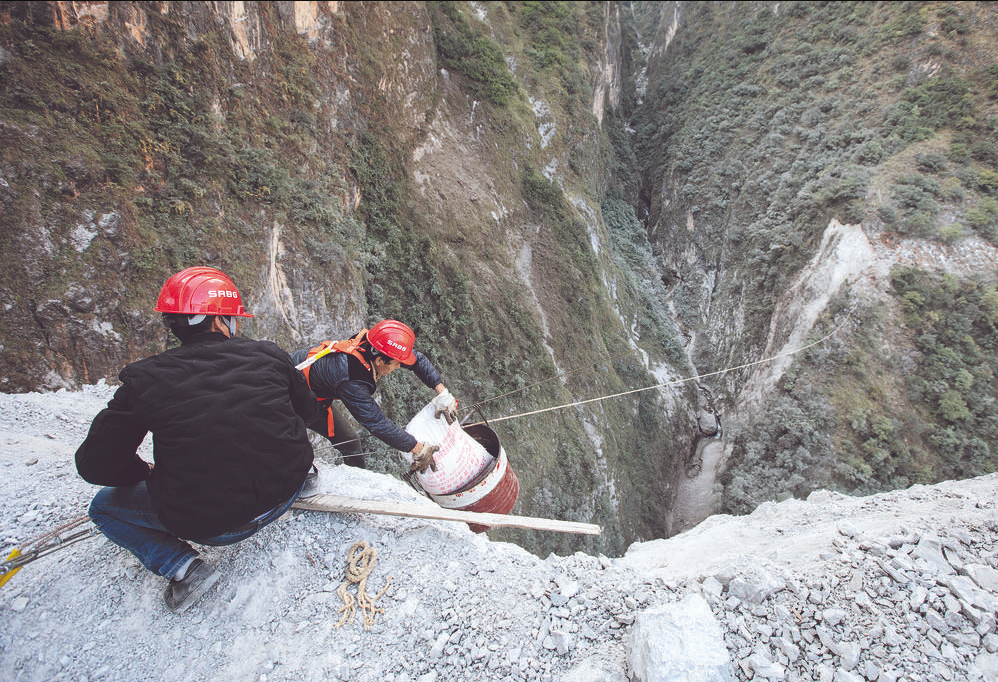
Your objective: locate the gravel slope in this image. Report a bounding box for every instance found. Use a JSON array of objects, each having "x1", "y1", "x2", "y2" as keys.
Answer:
[{"x1": 1, "y1": 384, "x2": 997, "y2": 682}]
